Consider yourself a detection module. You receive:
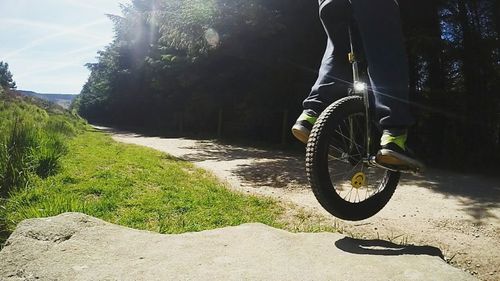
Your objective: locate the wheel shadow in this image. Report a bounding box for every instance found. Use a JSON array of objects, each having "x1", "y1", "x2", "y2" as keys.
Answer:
[{"x1": 335, "y1": 237, "x2": 444, "y2": 258}]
